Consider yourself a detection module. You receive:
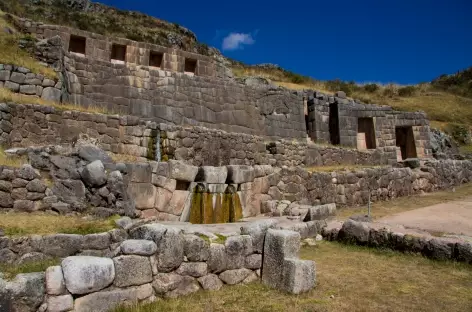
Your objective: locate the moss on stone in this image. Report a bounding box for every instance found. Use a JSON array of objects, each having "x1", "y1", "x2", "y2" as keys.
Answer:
[
  {"x1": 146, "y1": 129, "x2": 158, "y2": 160},
  {"x1": 212, "y1": 233, "x2": 228, "y2": 244},
  {"x1": 203, "y1": 192, "x2": 214, "y2": 224}
]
